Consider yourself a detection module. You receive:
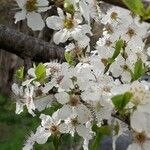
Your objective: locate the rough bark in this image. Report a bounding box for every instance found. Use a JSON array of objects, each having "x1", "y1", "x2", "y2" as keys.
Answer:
[{"x1": 0, "y1": 24, "x2": 65, "y2": 63}]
